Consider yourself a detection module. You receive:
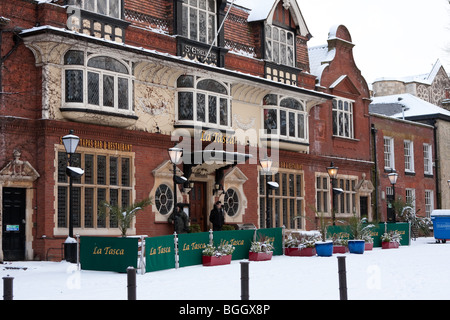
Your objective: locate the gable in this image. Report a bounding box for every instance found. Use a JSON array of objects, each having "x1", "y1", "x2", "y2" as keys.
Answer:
[{"x1": 329, "y1": 75, "x2": 360, "y2": 98}]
